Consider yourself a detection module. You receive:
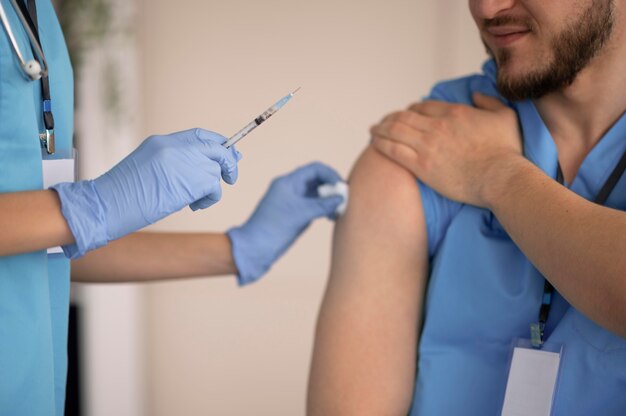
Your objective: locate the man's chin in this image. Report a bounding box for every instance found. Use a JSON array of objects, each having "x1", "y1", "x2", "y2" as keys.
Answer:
[
  {"x1": 495, "y1": 52, "x2": 520, "y2": 70},
  {"x1": 496, "y1": 68, "x2": 523, "y2": 90},
  {"x1": 496, "y1": 58, "x2": 542, "y2": 84}
]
